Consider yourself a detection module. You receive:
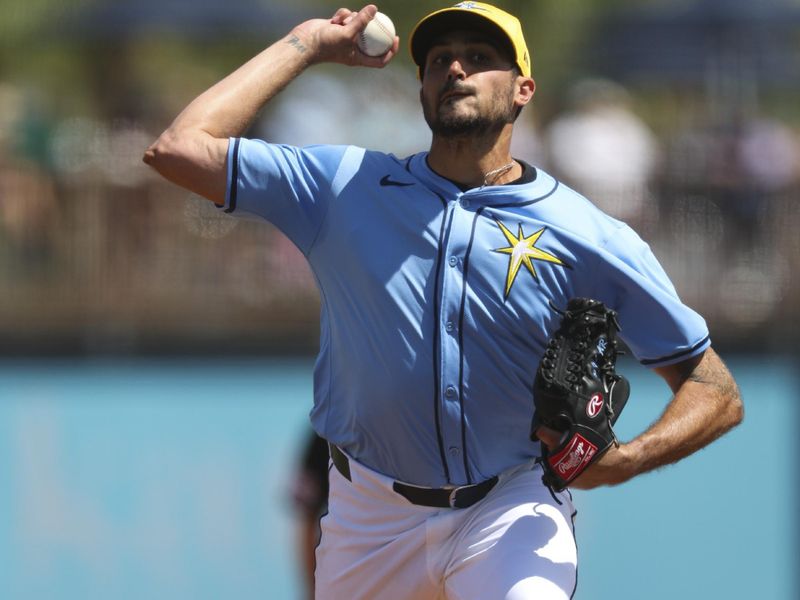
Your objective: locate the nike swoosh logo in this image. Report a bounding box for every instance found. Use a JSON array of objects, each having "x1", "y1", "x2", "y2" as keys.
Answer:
[{"x1": 380, "y1": 175, "x2": 414, "y2": 187}]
